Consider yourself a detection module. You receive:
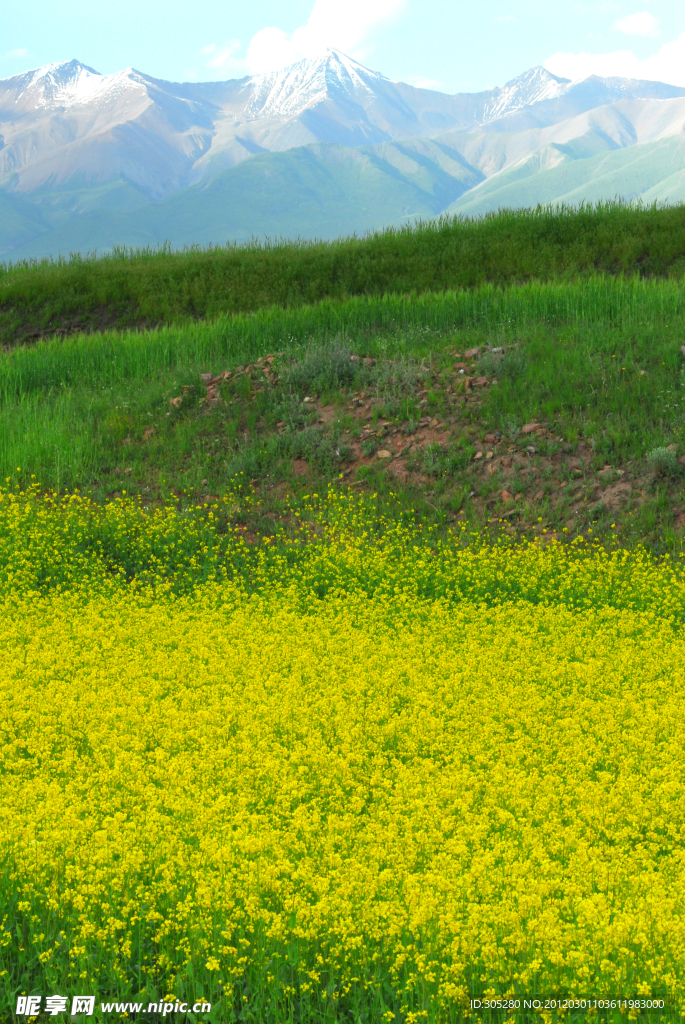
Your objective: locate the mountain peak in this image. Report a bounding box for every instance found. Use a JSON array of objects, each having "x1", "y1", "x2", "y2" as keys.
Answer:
[
  {"x1": 0, "y1": 60, "x2": 158, "y2": 116},
  {"x1": 307, "y1": 48, "x2": 386, "y2": 79},
  {"x1": 510, "y1": 66, "x2": 571, "y2": 88},
  {"x1": 483, "y1": 65, "x2": 571, "y2": 121},
  {"x1": 243, "y1": 49, "x2": 386, "y2": 120},
  {"x1": 1, "y1": 59, "x2": 104, "y2": 108}
]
